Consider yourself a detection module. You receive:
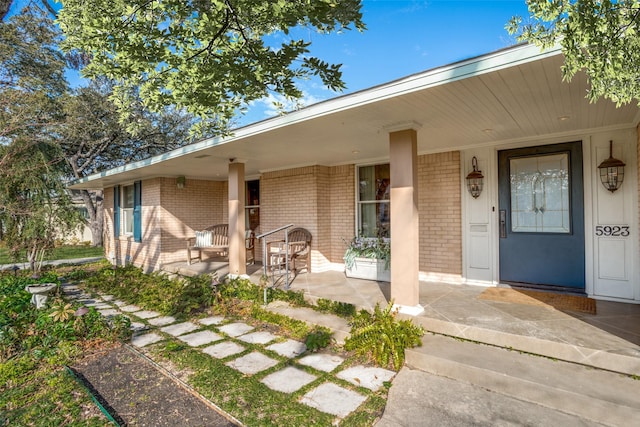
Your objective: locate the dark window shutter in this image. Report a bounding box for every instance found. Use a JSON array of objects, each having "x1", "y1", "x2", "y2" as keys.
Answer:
[
  {"x1": 133, "y1": 181, "x2": 142, "y2": 242},
  {"x1": 113, "y1": 186, "x2": 120, "y2": 237}
]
